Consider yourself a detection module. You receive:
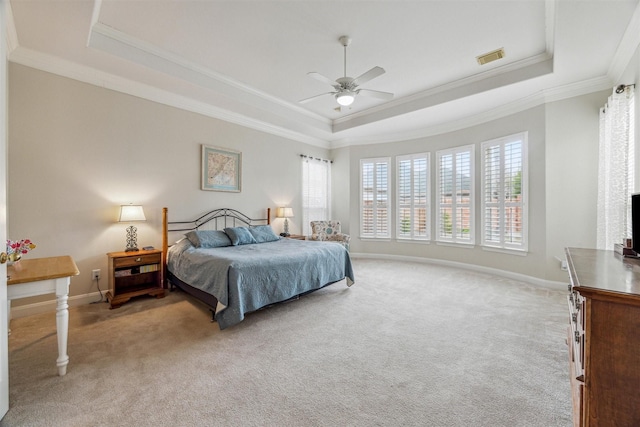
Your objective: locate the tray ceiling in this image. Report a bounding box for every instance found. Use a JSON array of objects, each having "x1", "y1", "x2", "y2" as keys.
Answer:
[{"x1": 7, "y1": 0, "x2": 640, "y2": 147}]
